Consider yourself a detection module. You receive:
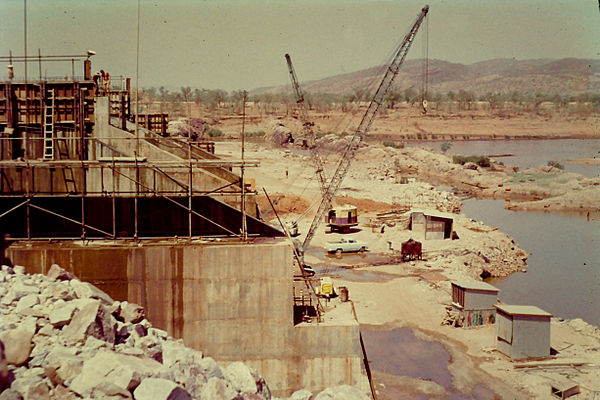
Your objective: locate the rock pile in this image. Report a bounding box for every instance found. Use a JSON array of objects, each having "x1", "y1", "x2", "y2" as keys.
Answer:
[
  {"x1": 167, "y1": 118, "x2": 208, "y2": 139},
  {"x1": 265, "y1": 120, "x2": 294, "y2": 147},
  {"x1": 0, "y1": 264, "x2": 370, "y2": 400}
]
